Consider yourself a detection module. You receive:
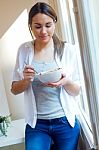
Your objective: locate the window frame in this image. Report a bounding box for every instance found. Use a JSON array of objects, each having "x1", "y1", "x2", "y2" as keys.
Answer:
[{"x1": 54, "y1": 0, "x2": 99, "y2": 148}]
